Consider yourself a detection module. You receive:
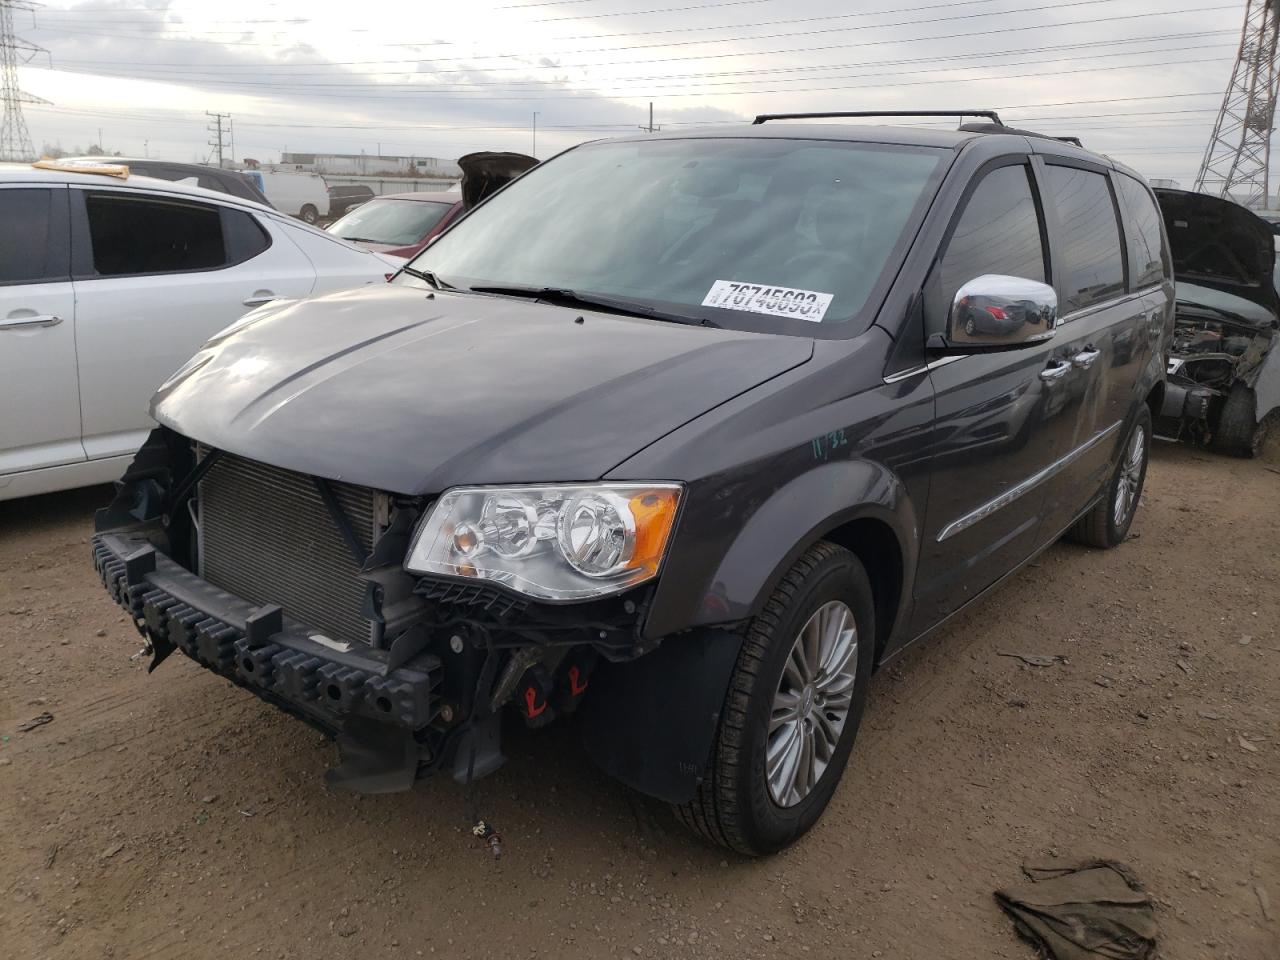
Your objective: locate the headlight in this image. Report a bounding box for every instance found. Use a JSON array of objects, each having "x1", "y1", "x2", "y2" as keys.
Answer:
[{"x1": 405, "y1": 483, "x2": 682, "y2": 602}]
